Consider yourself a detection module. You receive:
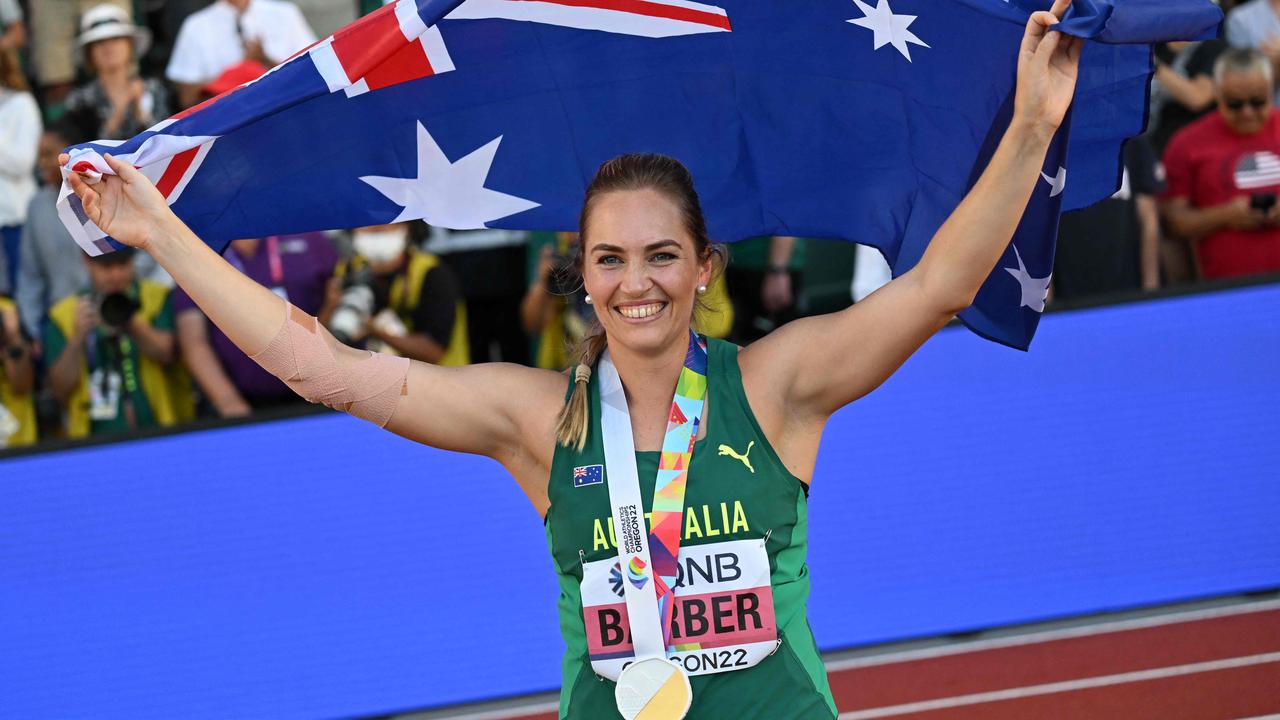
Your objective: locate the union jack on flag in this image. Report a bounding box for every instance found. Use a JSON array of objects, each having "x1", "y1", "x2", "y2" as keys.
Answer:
[{"x1": 58, "y1": 0, "x2": 1220, "y2": 349}]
